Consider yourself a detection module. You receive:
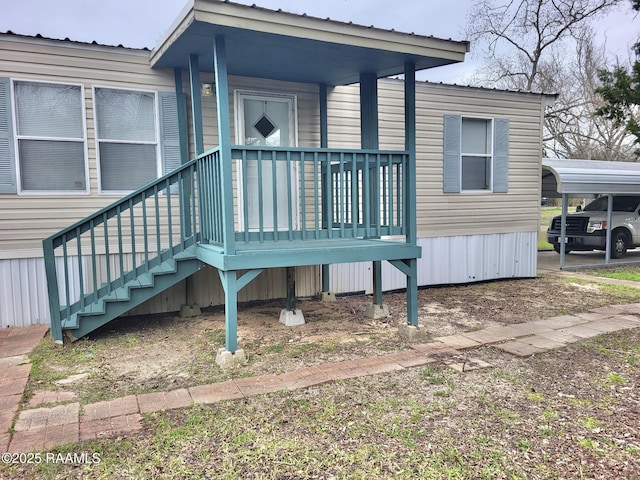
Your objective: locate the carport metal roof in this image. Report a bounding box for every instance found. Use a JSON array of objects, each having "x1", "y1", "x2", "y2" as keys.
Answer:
[
  {"x1": 542, "y1": 158, "x2": 640, "y2": 269},
  {"x1": 542, "y1": 158, "x2": 640, "y2": 196}
]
